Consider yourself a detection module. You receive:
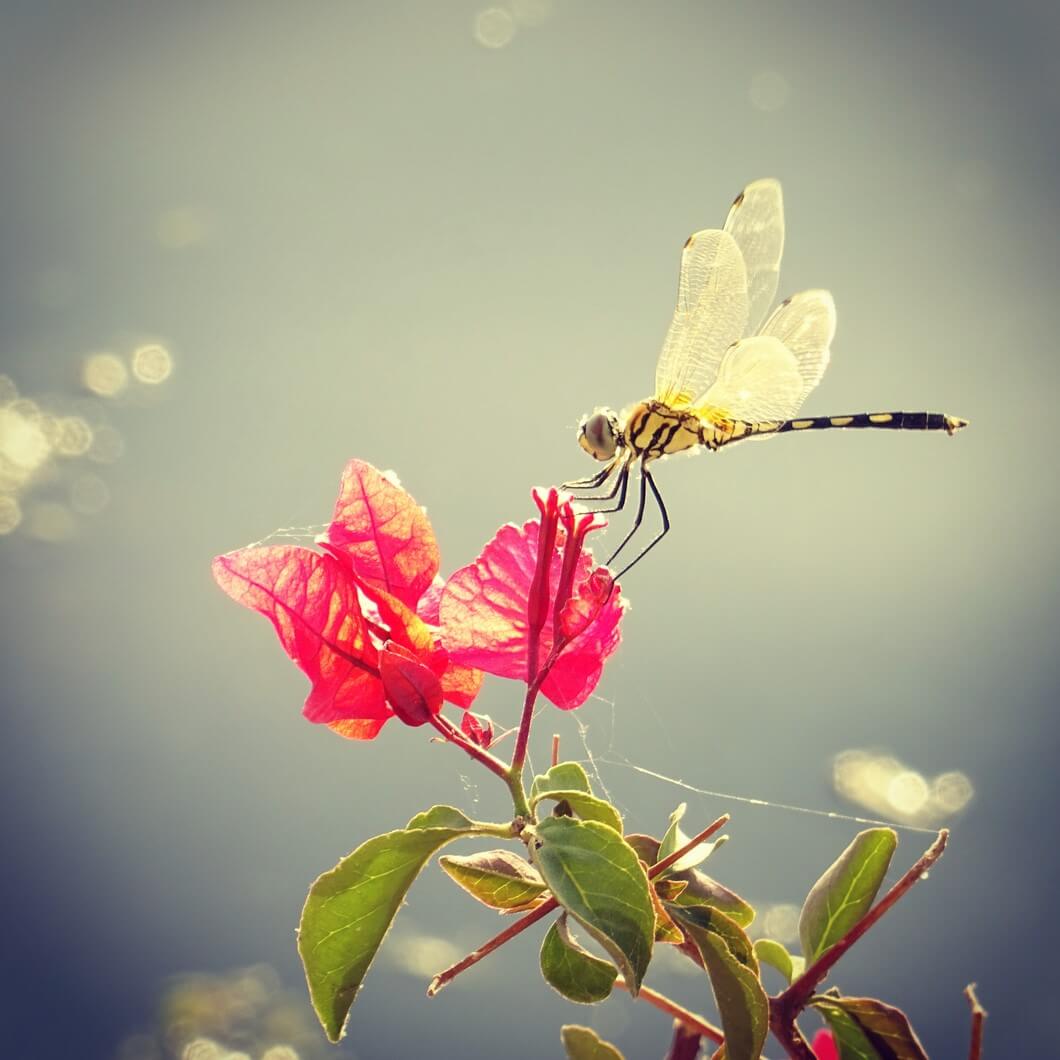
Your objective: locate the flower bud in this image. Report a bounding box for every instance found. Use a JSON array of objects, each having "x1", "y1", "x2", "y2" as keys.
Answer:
[
  {"x1": 460, "y1": 710, "x2": 495, "y2": 749},
  {"x1": 379, "y1": 642, "x2": 443, "y2": 727}
]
